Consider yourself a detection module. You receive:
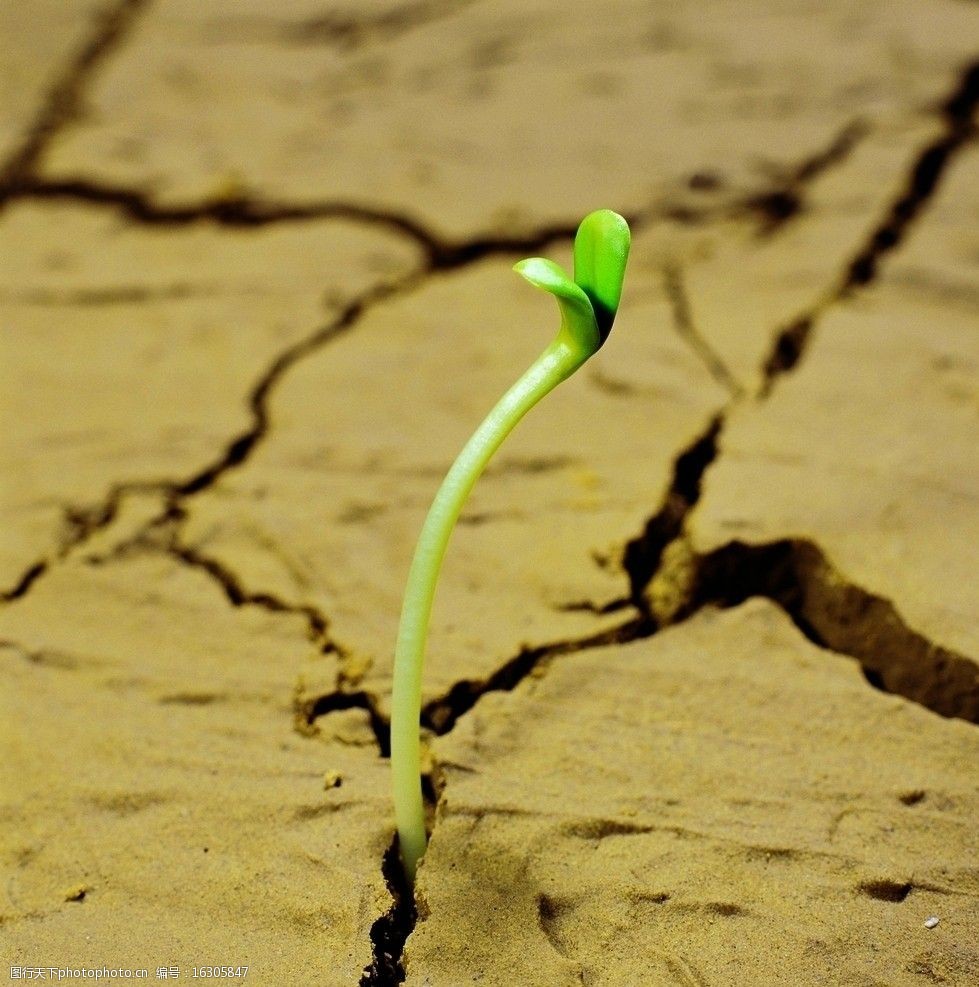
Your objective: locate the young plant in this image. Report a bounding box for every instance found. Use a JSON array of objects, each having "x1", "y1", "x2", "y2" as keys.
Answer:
[{"x1": 390, "y1": 209, "x2": 631, "y2": 882}]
